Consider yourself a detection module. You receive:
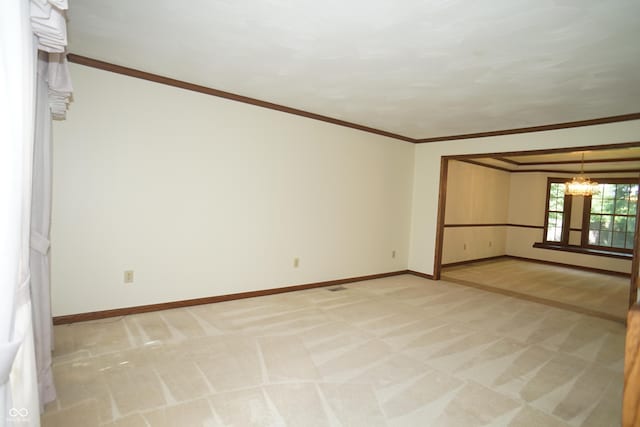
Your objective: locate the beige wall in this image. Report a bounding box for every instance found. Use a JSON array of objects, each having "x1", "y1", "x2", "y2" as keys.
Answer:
[
  {"x1": 442, "y1": 160, "x2": 510, "y2": 264},
  {"x1": 52, "y1": 64, "x2": 640, "y2": 315},
  {"x1": 409, "y1": 119, "x2": 640, "y2": 275},
  {"x1": 445, "y1": 161, "x2": 510, "y2": 224},
  {"x1": 51, "y1": 64, "x2": 415, "y2": 316}
]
